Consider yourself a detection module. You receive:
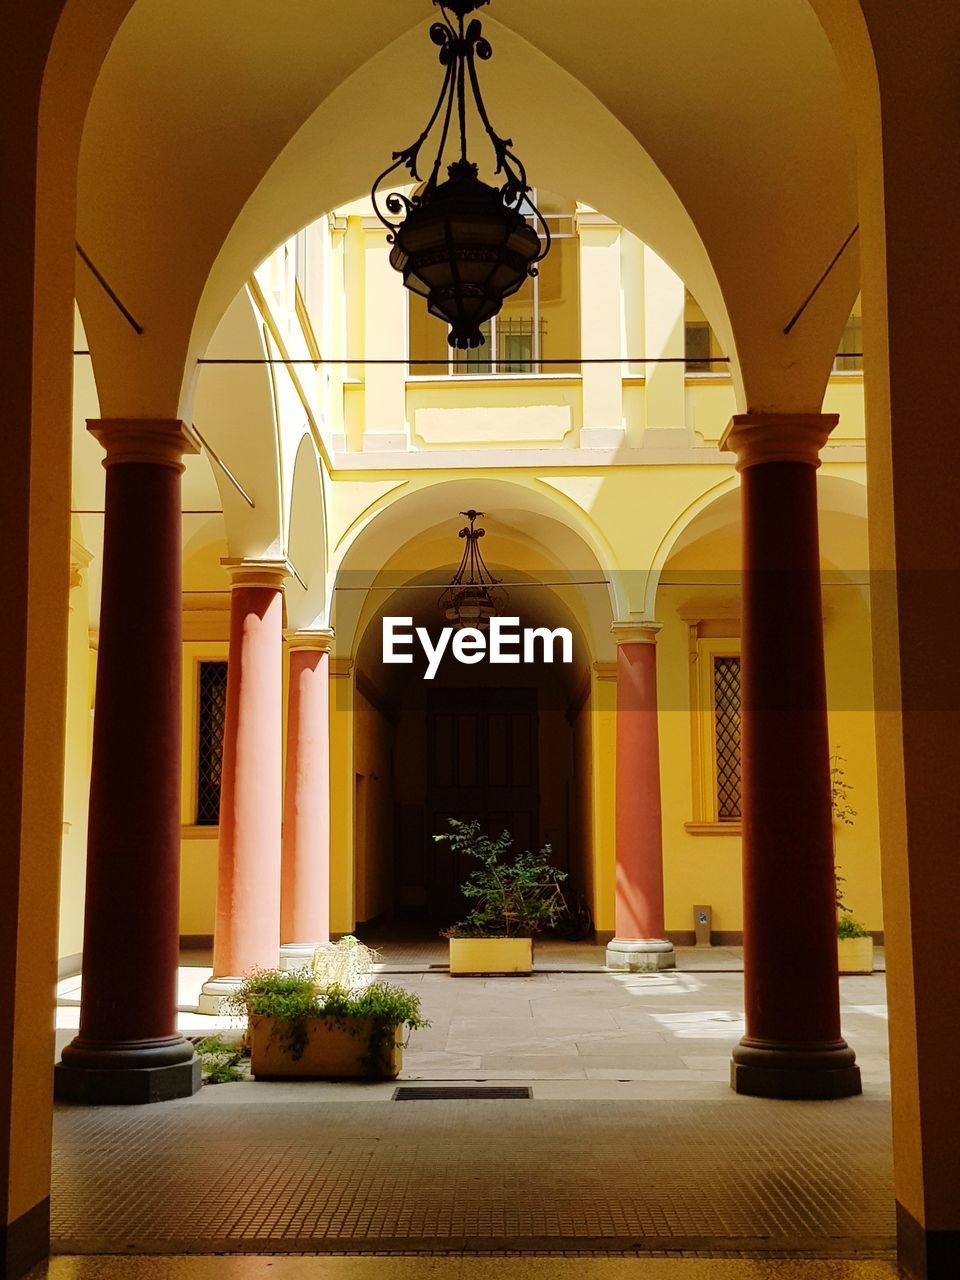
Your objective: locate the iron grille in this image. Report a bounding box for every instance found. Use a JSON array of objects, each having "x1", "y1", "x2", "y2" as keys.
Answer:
[
  {"x1": 713, "y1": 656, "x2": 742, "y2": 821},
  {"x1": 196, "y1": 661, "x2": 228, "y2": 826}
]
